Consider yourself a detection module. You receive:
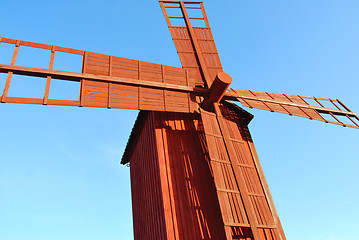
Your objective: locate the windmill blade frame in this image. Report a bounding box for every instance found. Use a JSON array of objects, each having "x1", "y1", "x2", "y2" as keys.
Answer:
[
  {"x1": 159, "y1": 0, "x2": 223, "y2": 87},
  {"x1": 227, "y1": 88, "x2": 359, "y2": 129},
  {"x1": 0, "y1": 37, "x2": 198, "y2": 113}
]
